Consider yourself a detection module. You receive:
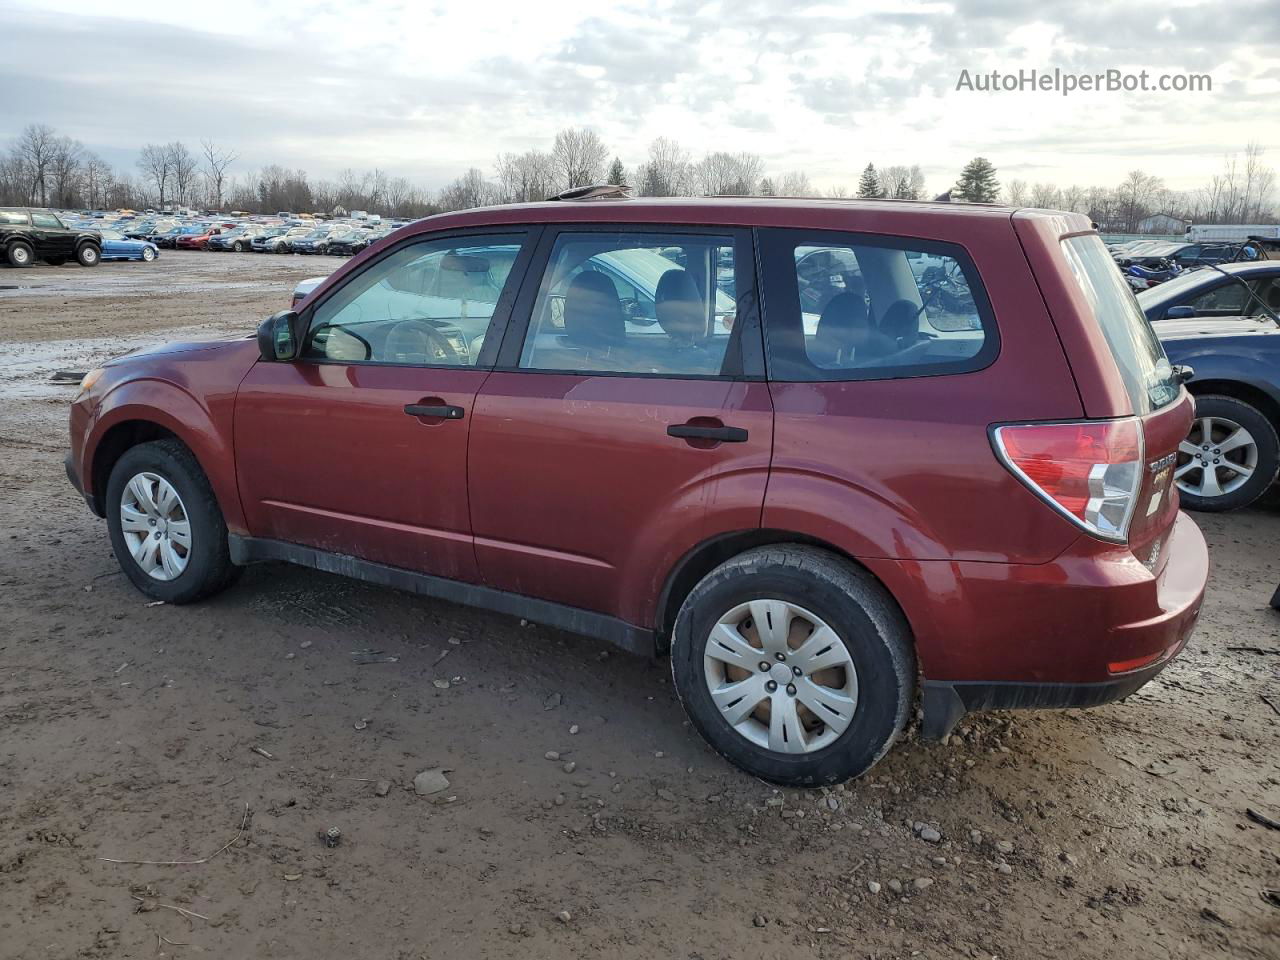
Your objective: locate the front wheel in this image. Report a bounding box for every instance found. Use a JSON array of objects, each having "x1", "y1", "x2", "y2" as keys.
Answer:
[
  {"x1": 7, "y1": 241, "x2": 34, "y2": 267},
  {"x1": 106, "y1": 440, "x2": 240, "y2": 604},
  {"x1": 142, "y1": 246, "x2": 156, "y2": 262},
  {"x1": 76, "y1": 243, "x2": 100, "y2": 267},
  {"x1": 1176, "y1": 395, "x2": 1279, "y2": 512},
  {"x1": 232, "y1": 241, "x2": 244, "y2": 252},
  {"x1": 671, "y1": 546, "x2": 916, "y2": 785}
]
